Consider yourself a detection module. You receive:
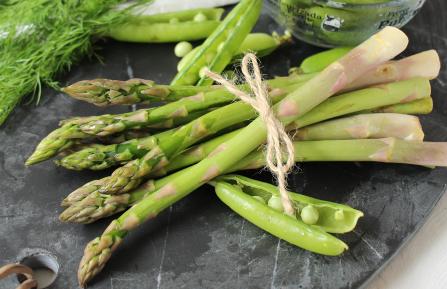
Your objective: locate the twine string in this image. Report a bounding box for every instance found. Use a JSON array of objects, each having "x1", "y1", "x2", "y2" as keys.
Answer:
[{"x1": 205, "y1": 53, "x2": 295, "y2": 216}]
